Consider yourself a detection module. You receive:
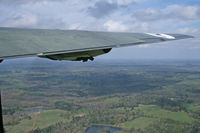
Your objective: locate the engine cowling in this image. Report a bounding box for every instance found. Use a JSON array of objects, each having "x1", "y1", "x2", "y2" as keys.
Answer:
[{"x1": 38, "y1": 48, "x2": 112, "y2": 62}]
